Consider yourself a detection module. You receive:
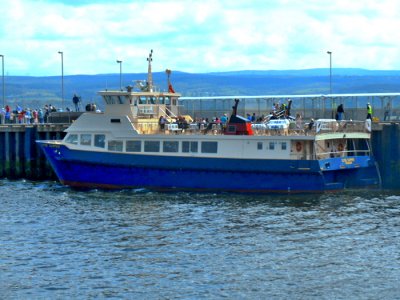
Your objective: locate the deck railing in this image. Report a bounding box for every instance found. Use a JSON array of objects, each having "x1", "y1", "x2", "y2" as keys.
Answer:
[{"x1": 136, "y1": 119, "x2": 371, "y2": 136}]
